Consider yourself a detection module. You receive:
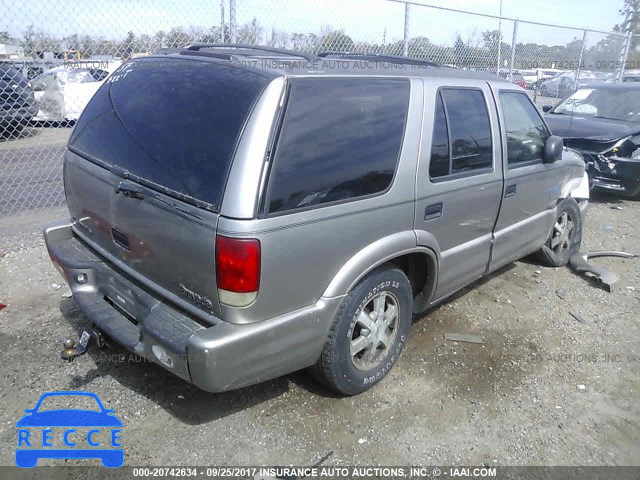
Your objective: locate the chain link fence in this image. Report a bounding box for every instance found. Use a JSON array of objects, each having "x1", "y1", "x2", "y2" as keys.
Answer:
[{"x1": 0, "y1": 0, "x2": 635, "y2": 227}]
